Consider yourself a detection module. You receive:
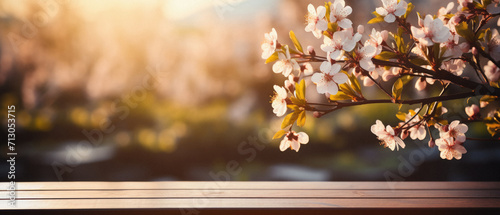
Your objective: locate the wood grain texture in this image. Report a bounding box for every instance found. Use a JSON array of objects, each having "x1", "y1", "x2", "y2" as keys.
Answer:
[{"x1": 0, "y1": 182, "x2": 499, "y2": 211}]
